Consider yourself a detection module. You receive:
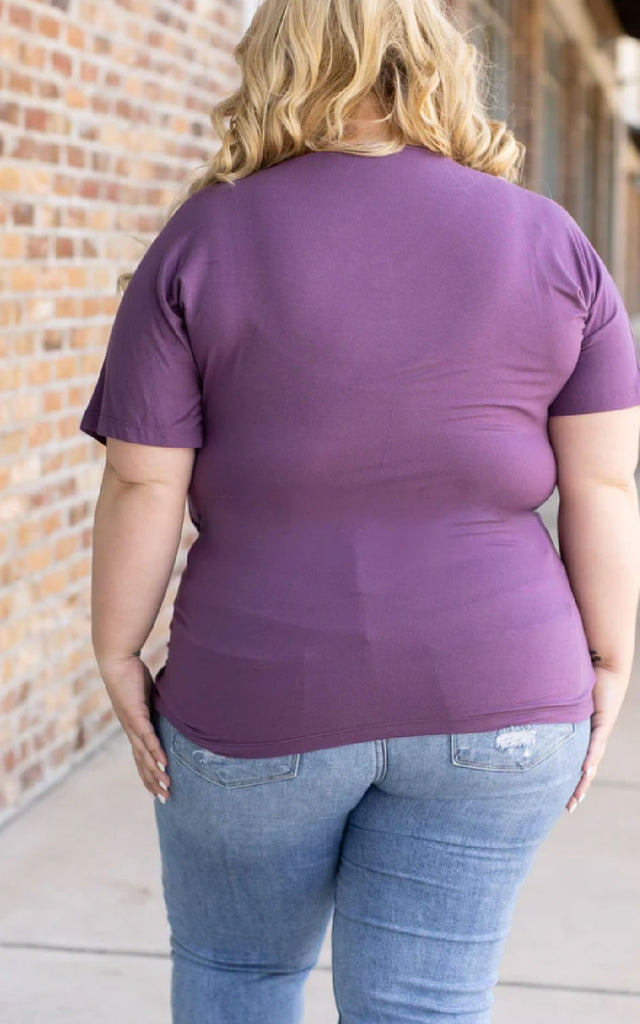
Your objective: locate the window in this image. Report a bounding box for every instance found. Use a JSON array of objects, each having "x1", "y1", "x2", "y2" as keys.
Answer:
[
  {"x1": 602, "y1": 110, "x2": 616, "y2": 266},
  {"x1": 579, "y1": 83, "x2": 598, "y2": 241},
  {"x1": 467, "y1": 0, "x2": 513, "y2": 122},
  {"x1": 540, "y1": 14, "x2": 565, "y2": 202}
]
